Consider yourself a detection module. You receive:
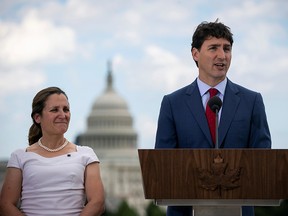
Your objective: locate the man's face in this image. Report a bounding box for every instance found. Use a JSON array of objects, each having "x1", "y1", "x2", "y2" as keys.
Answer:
[{"x1": 192, "y1": 37, "x2": 232, "y2": 86}]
